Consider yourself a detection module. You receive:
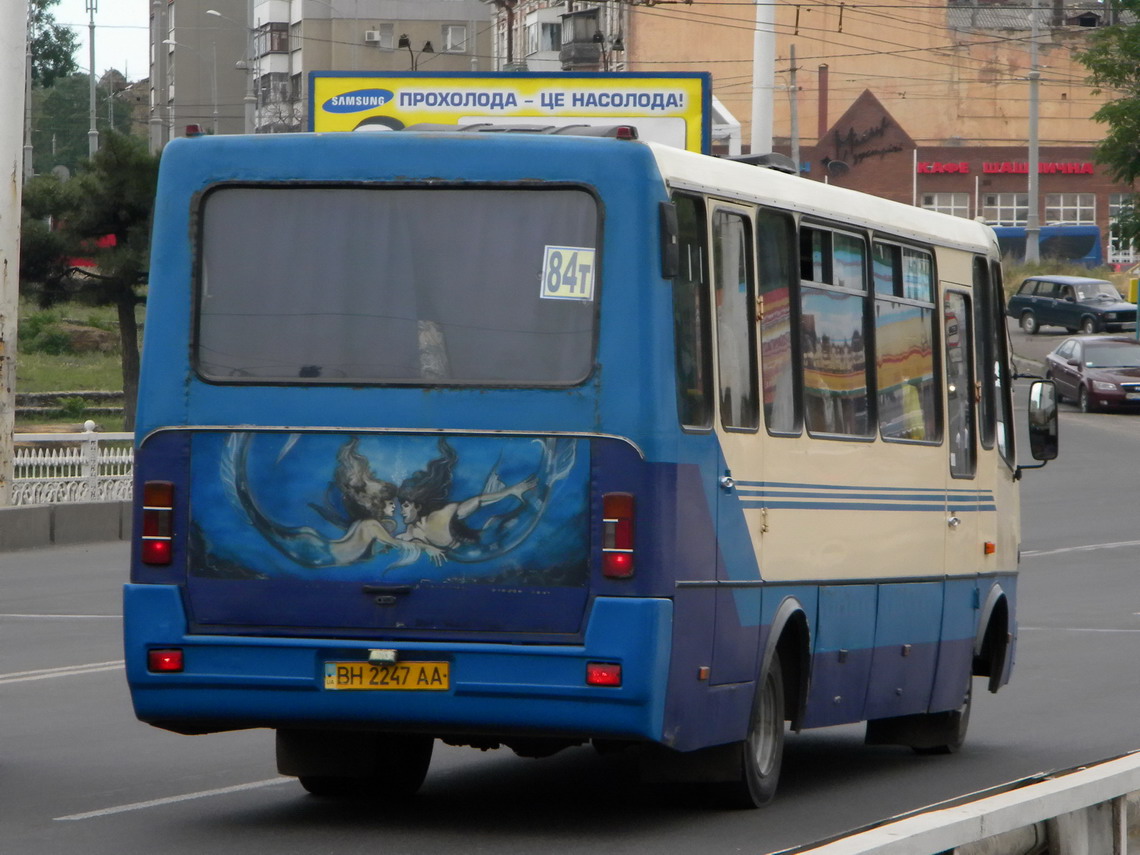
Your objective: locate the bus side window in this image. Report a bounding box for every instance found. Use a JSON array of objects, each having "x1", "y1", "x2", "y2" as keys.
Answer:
[
  {"x1": 973, "y1": 257, "x2": 996, "y2": 449},
  {"x1": 991, "y1": 260, "x2": 1016, "y2": 467},
  {"x1": 799, "y1": 226, "x2": 873, "y2": 438},
  {"x1": 672, "y1": 194, "x2": 713, "y2": 429},
  {"x1": 873, "y1": 242, "x2": 939, "y2": 443},
  {"x1": 945, "y1": 291, "x2": 976, "y2": 478},
  {"x1": 757, "y1": 209, "x2": 800, "y2": 435},
  {"x1": 712, "y1": 209, "x2": 759, "y2": 431}
]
